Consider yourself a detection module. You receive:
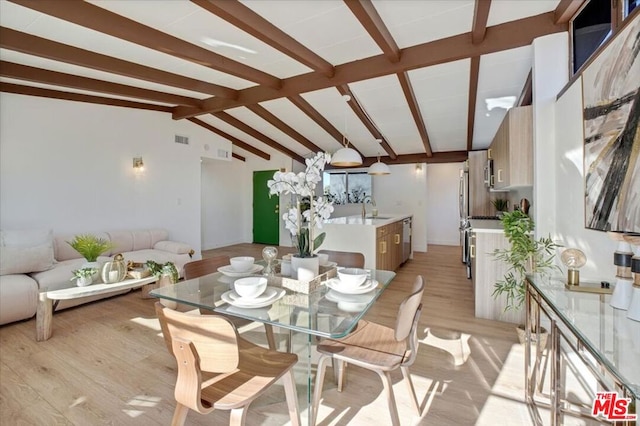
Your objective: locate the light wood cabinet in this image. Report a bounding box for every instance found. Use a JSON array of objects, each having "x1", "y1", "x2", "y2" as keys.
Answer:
[
  {"x1": 376, "y1": 220, "x2": 404, "y2": 271},
  {"x1": 490, "y1": 105, "x2": 533, "y2": 190},
  {"x1": 468, "y1": 150, "x2": 491, "y2": 216}
]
